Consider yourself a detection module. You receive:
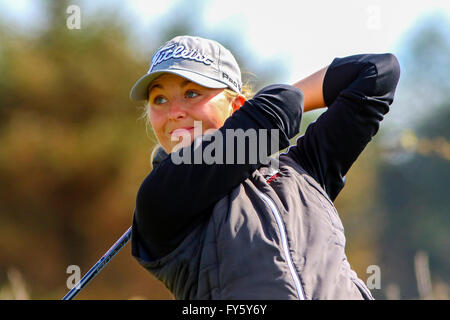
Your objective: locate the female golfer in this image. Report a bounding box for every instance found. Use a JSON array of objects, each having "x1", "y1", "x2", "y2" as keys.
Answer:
[{"x1": 129, "y1": 35, "x2": 400, "y2": 299}]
